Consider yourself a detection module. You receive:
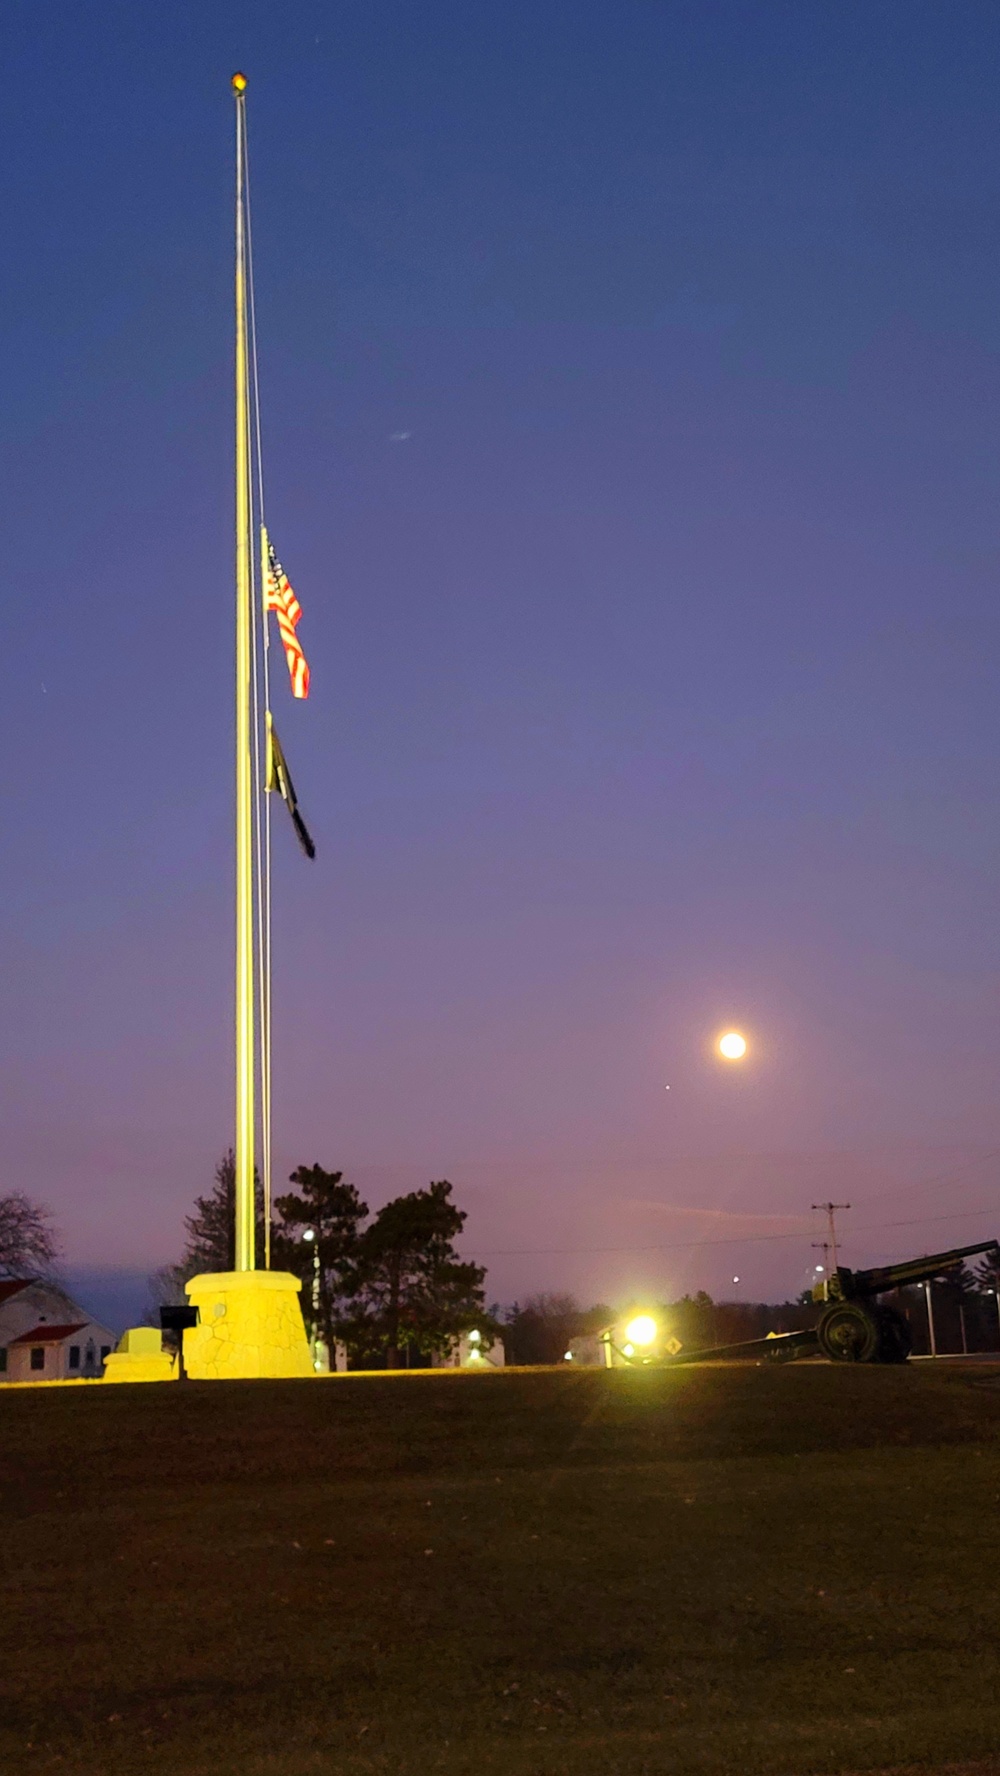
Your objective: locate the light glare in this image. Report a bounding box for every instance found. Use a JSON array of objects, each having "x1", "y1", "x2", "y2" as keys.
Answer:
[
  {"x1": 719, "y1": 1031, "x2": 747, "y2": 1060},
  {"x1": 625, "y1": 1314, "x2": 657, "y2": 1346}
]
